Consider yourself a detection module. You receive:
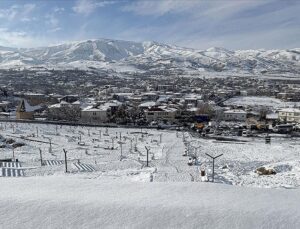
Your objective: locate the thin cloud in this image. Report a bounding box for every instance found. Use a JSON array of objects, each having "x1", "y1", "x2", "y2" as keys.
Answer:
[
  {"x1": 73, "y1": 0, "x2": 116, "y2": 16},
  {"x1": 0, "y1": 3, "x2": 36, "y2": 21},
  {"x1": 0, "y1": 28, "x2": 49, "y2": 48}
]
